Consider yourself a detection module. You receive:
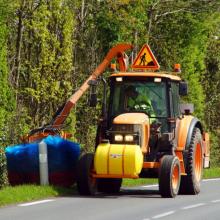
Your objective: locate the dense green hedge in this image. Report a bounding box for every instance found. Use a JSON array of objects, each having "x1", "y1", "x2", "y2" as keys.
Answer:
[{"x1": 0, "y1": 147, "x2": 8, "y2": 187}]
